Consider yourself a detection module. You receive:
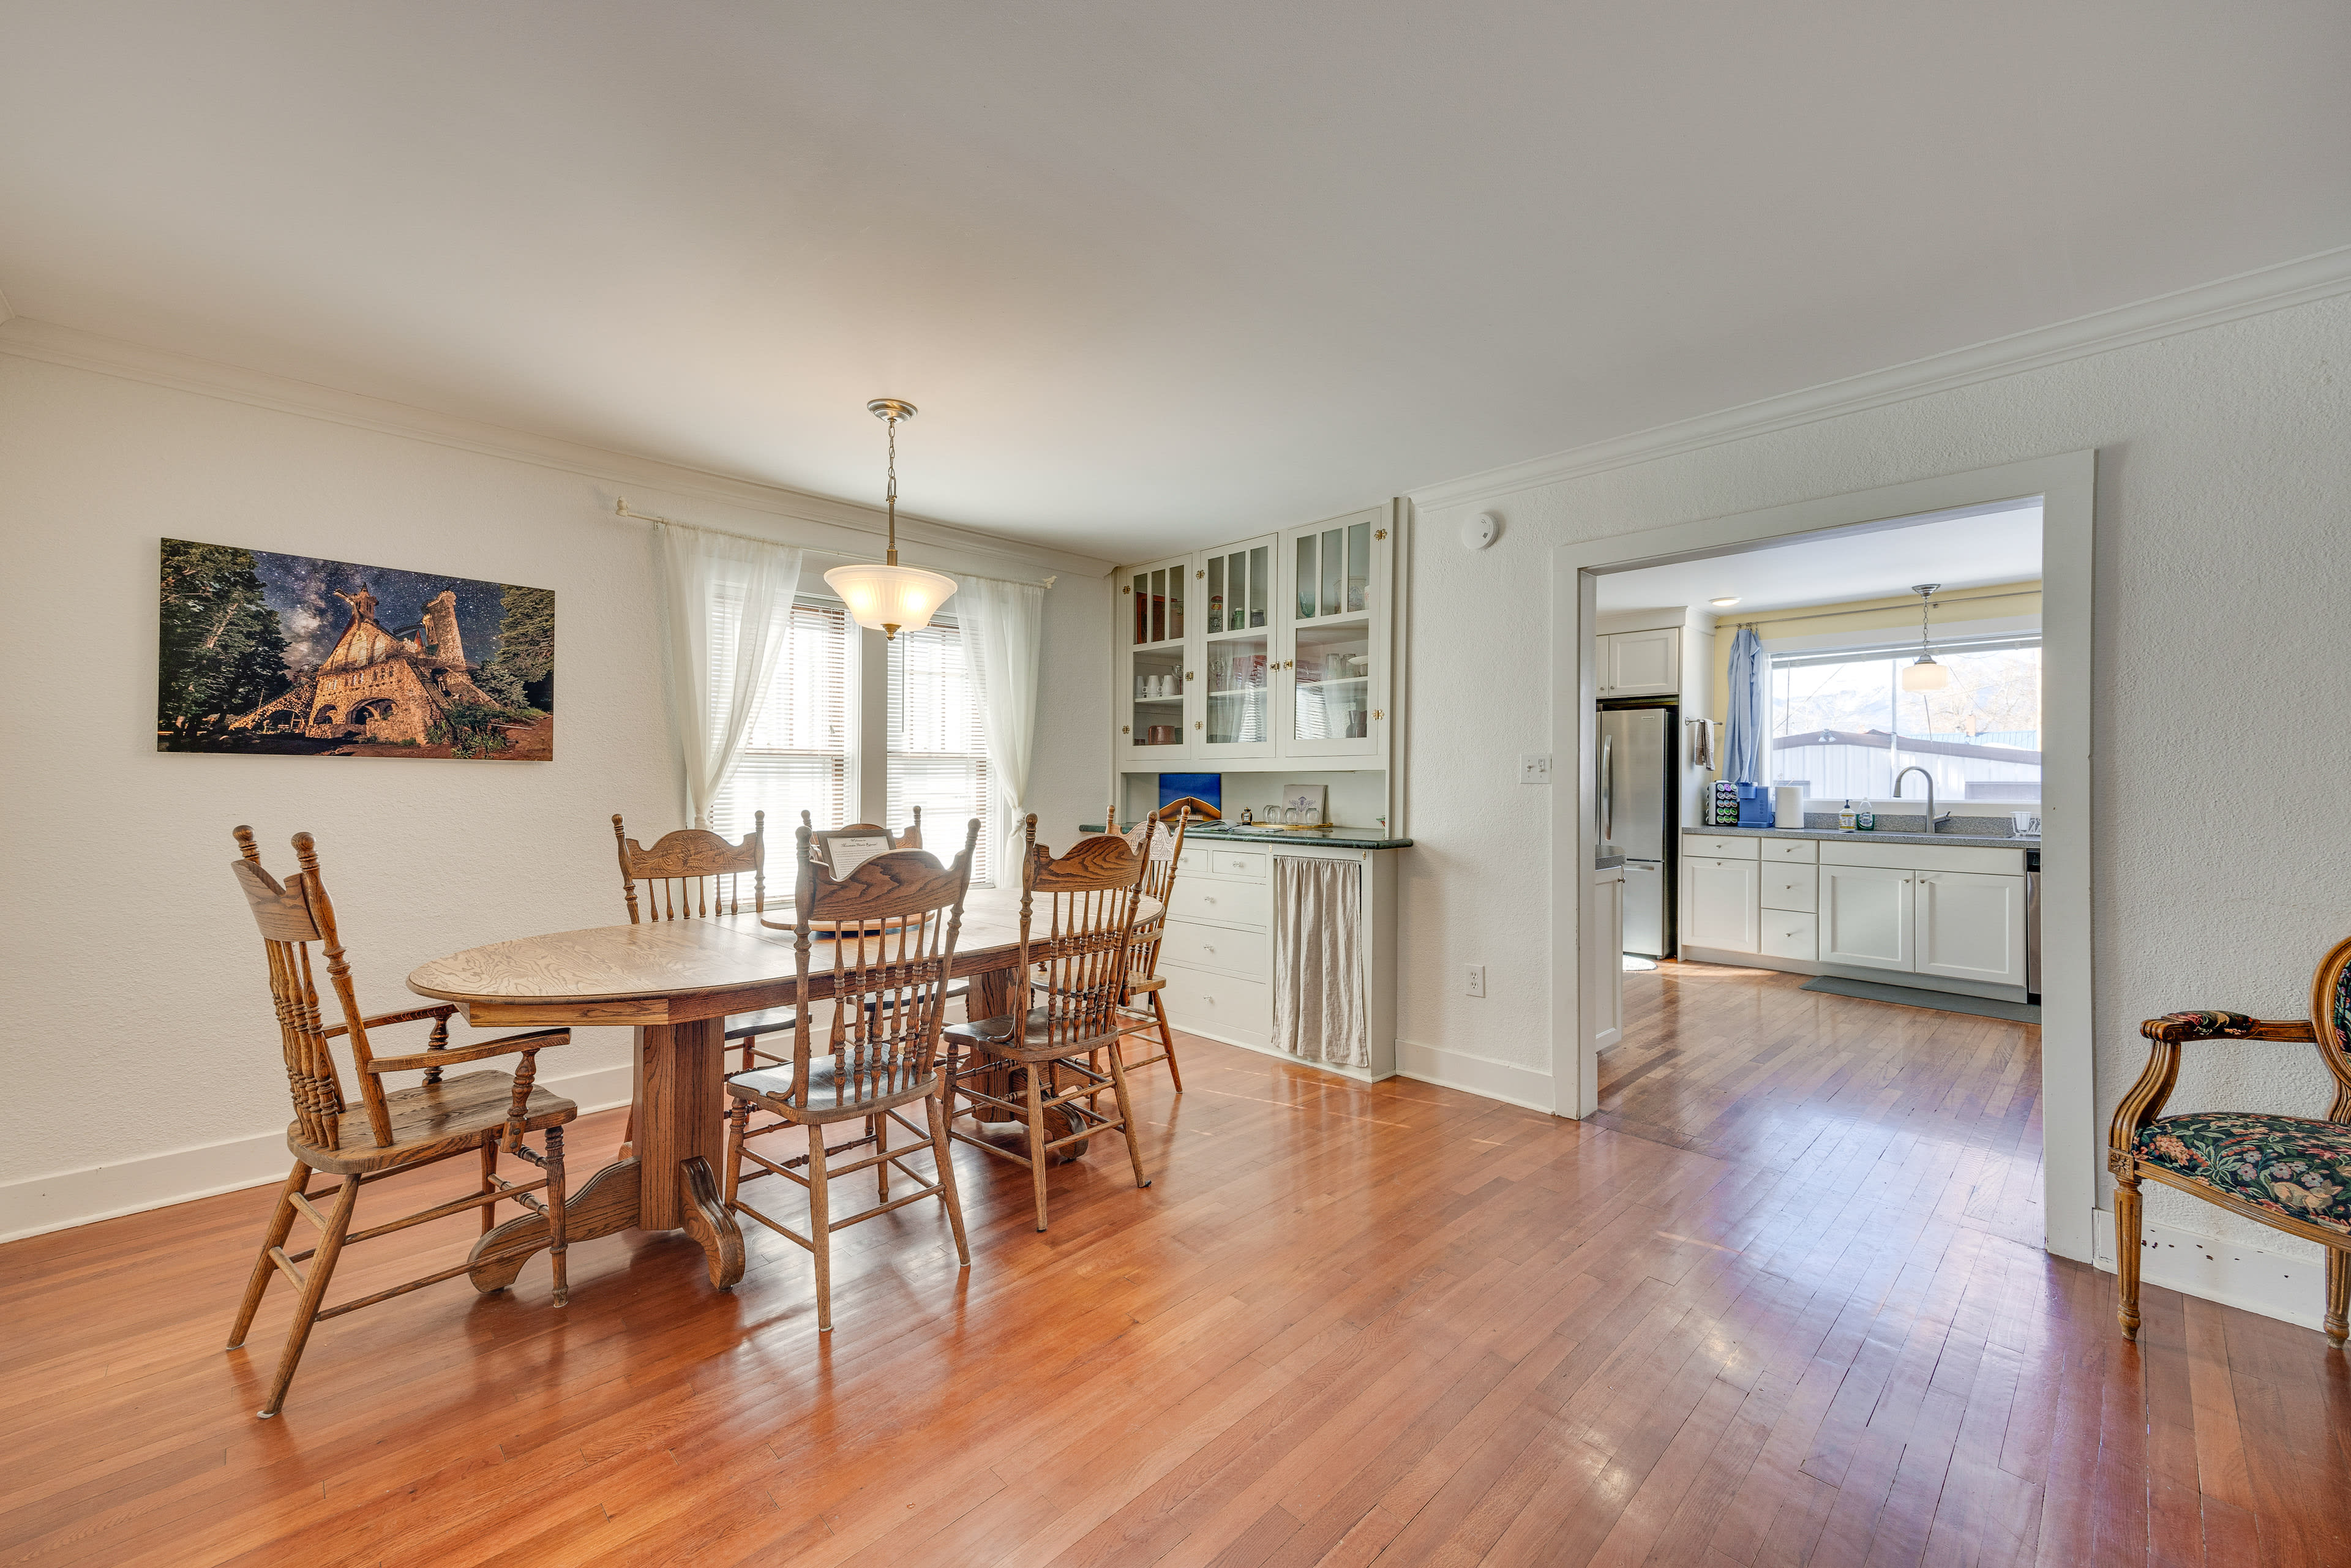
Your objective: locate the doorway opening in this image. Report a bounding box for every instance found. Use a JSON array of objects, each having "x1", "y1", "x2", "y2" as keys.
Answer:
[{"x1": 1550, "y1": 451, "x2": 2094, "y2": 1263}]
